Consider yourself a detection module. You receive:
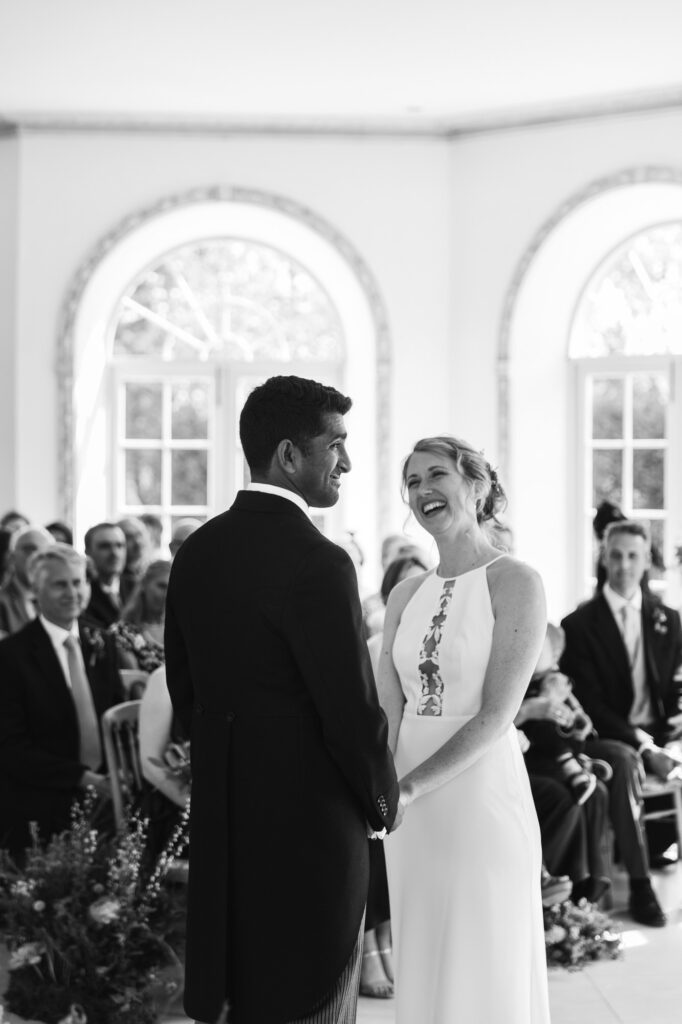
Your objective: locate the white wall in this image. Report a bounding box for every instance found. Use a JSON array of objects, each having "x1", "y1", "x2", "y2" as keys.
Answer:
[
  {"x1": 9, "y1": 129, "x2": 452, "y2": 561},
  {"x1": 3, "y1": 106, "x2": 682, "y2": 602}
]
